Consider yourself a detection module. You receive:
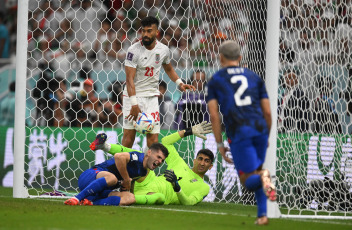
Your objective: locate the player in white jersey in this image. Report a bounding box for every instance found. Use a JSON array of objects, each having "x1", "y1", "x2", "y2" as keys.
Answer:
[{"x1": 122, "y1": 16, "x2": 195, "y2": 148}]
